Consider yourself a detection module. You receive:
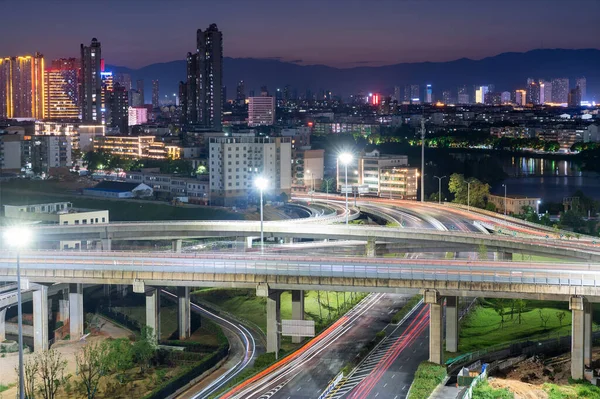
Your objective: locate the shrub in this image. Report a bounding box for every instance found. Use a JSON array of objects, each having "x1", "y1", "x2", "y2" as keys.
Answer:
[{"x1": 408, "y1": 362, "x2": 446, "y2": 399}]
